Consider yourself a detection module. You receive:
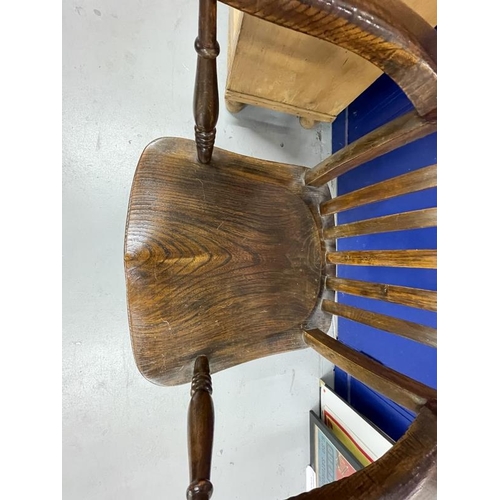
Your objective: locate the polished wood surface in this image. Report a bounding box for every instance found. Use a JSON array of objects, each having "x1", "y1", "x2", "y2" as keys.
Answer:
[
  {"x1": 125, "y1": 138, "x2": 331, "y2": 386},
  {"x1": 324, "y1": 208, "x2": 437, "y2": 240},
  {"x1": 321, "y1": 164, "x2": 437, "y2": 215},
  {"x1": 194, "y1": 0, "x2": 219, "y2": 164},
  {"x1": 288, "y1": 400, "x2": 437, "y2": 500},
  {"x1": 326, "y1": 277, "x2": 437, "y2": 312},
  {"x1": 327, "y1": 250, "x2": 437, "y2": 269},
  {"x1": 187, "y1": 356, "x2": 214, "y2": 500},
  {"x1": 322, "y1": 301, "x2": 437, "y2": 347},
  {"x1": 305, "y1": 111, "x2": 436, "y2": 187},
  {"x1": 220, "y1": 0, "x2": 437, "y2": 118},
  {"x1": 302, "y1": 329, "x2": 436, "y2": 413}
]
